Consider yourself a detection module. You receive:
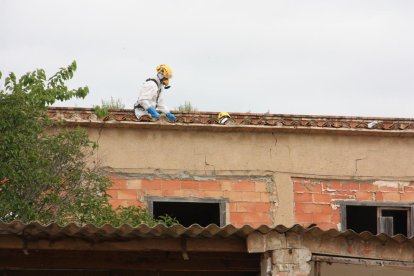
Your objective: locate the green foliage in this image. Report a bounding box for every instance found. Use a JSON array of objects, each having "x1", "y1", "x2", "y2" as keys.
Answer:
[
  {"x1": 93, "y1": 97, "x2": 125, "y2": 119},
  {"x1": 176, "y1": 101, "x2": 197, "y2": 112},
  {"x1": 94, "y1": 105, "x2": 109, "y2": 119},
  {"x1": 0, "y1": 62, "x2": 176, "y2": 227},
  {"x1": 101, "y1": 97, "x2": 125, "y2": 109},
  {"x1": 111, "y1": 206, "x2": 178, "y2": 227}
]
